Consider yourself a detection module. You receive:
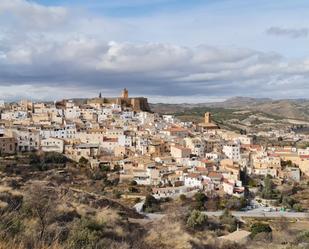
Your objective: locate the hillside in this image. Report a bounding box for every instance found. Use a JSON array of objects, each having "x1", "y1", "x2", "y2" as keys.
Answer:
[{"x1": 151, "y1": 98, "x2": 309, "y2": 121}]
